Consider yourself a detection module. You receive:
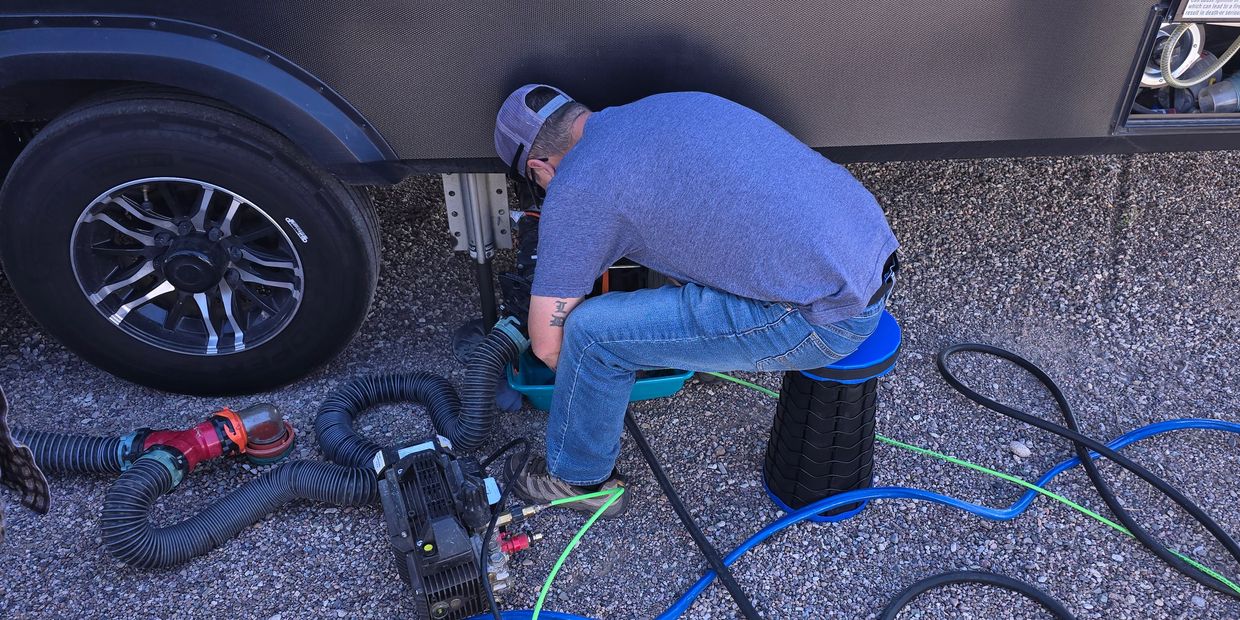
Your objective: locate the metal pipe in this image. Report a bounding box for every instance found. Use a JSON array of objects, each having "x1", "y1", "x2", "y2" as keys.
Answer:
[{"x1": 458, "y1": 173, "x2": 499, "y2": 327}]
